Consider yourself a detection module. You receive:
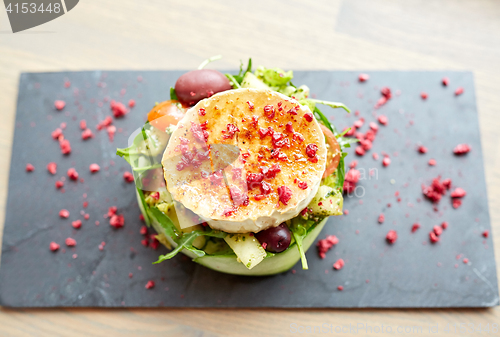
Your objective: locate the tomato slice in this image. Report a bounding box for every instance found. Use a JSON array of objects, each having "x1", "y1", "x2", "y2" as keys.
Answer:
[
  {"x1": 147, "y1": 100, "x2": 186, "y2": 130},
  {"x1": 319, "y1": 124, "x2": 341, "y2": 178}
]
